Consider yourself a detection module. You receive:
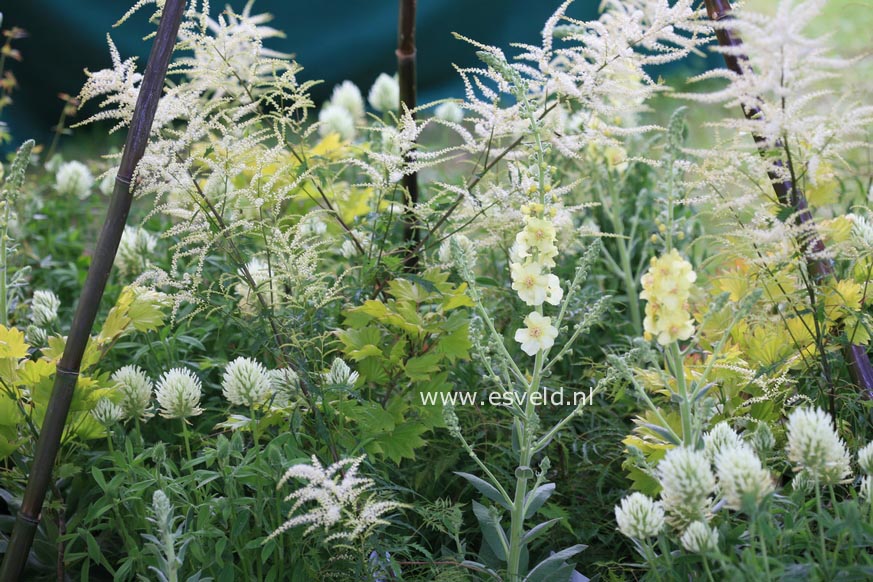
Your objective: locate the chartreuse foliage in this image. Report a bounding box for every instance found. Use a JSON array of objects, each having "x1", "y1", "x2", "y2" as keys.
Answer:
[{"x1": 336, "y1": 268, "x2": 472, "y2": 463}]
